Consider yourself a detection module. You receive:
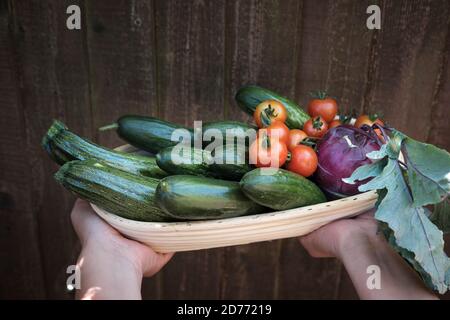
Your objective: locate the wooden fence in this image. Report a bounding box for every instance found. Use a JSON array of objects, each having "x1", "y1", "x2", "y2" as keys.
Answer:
[{"x1": 0, "y1": 0, "x2": 449, "y2": 299}]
